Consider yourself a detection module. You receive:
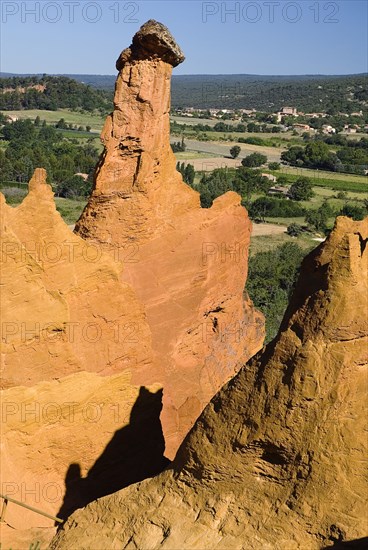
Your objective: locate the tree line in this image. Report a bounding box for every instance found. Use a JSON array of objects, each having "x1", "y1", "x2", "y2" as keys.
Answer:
[{"x1": 281, "y1": 138, "x2": 368, "y2": 175}]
